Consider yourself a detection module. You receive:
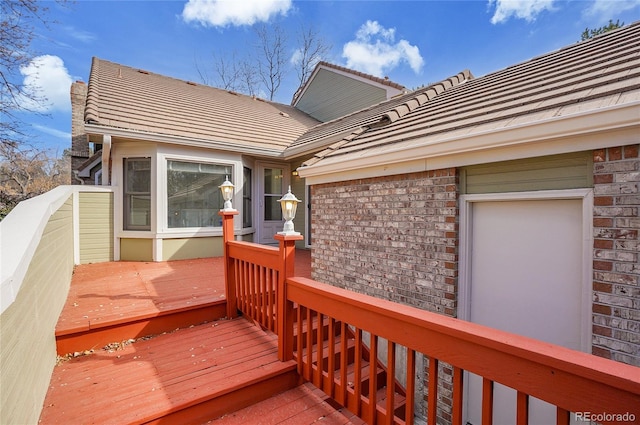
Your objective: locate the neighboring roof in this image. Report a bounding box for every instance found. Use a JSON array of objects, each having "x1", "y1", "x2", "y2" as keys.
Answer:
[
  {"x1": 291, "y1": 62, "x2": 407, "y2": 122},
  {"x1": 84, "y1": 58, "x2": 320, "y2": 156},
  {"x1": 285, "y1": 70, "x2": 473, "y2": 160},
  {"x1": 77, "y1": 150, "x2": 102, "y2": 177},
  {"x1": 298, "y1": 22, "x2": 640, "y2": 176}
]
